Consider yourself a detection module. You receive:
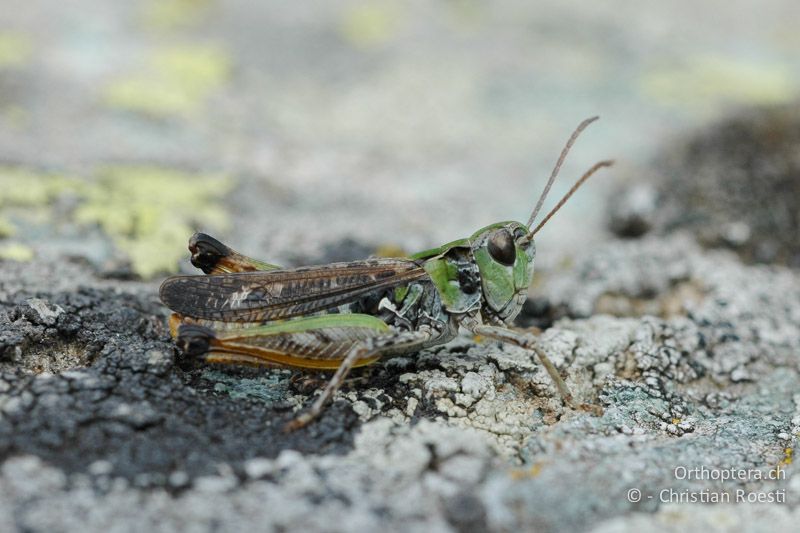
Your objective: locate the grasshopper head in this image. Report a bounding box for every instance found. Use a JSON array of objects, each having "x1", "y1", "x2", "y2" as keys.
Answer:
[
  {"x1": 467, "y1": 116, "x2": 614, "y2": 324},
  {"x1": 470, "y1": 221, "x2": 535, "y2": 324}
]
